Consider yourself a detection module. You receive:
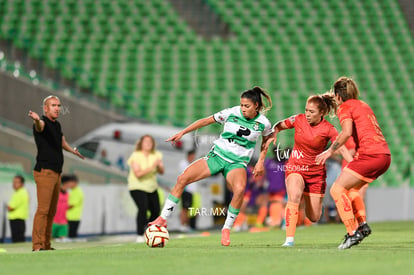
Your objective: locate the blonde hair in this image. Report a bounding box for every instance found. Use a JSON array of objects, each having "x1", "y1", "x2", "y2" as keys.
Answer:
[
  {"x1": 43, "y1": 95, "x2": 60, "y2": 106},
  {"x1": 332, "y1": 76, "x2": 360, "y2": 101}
]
